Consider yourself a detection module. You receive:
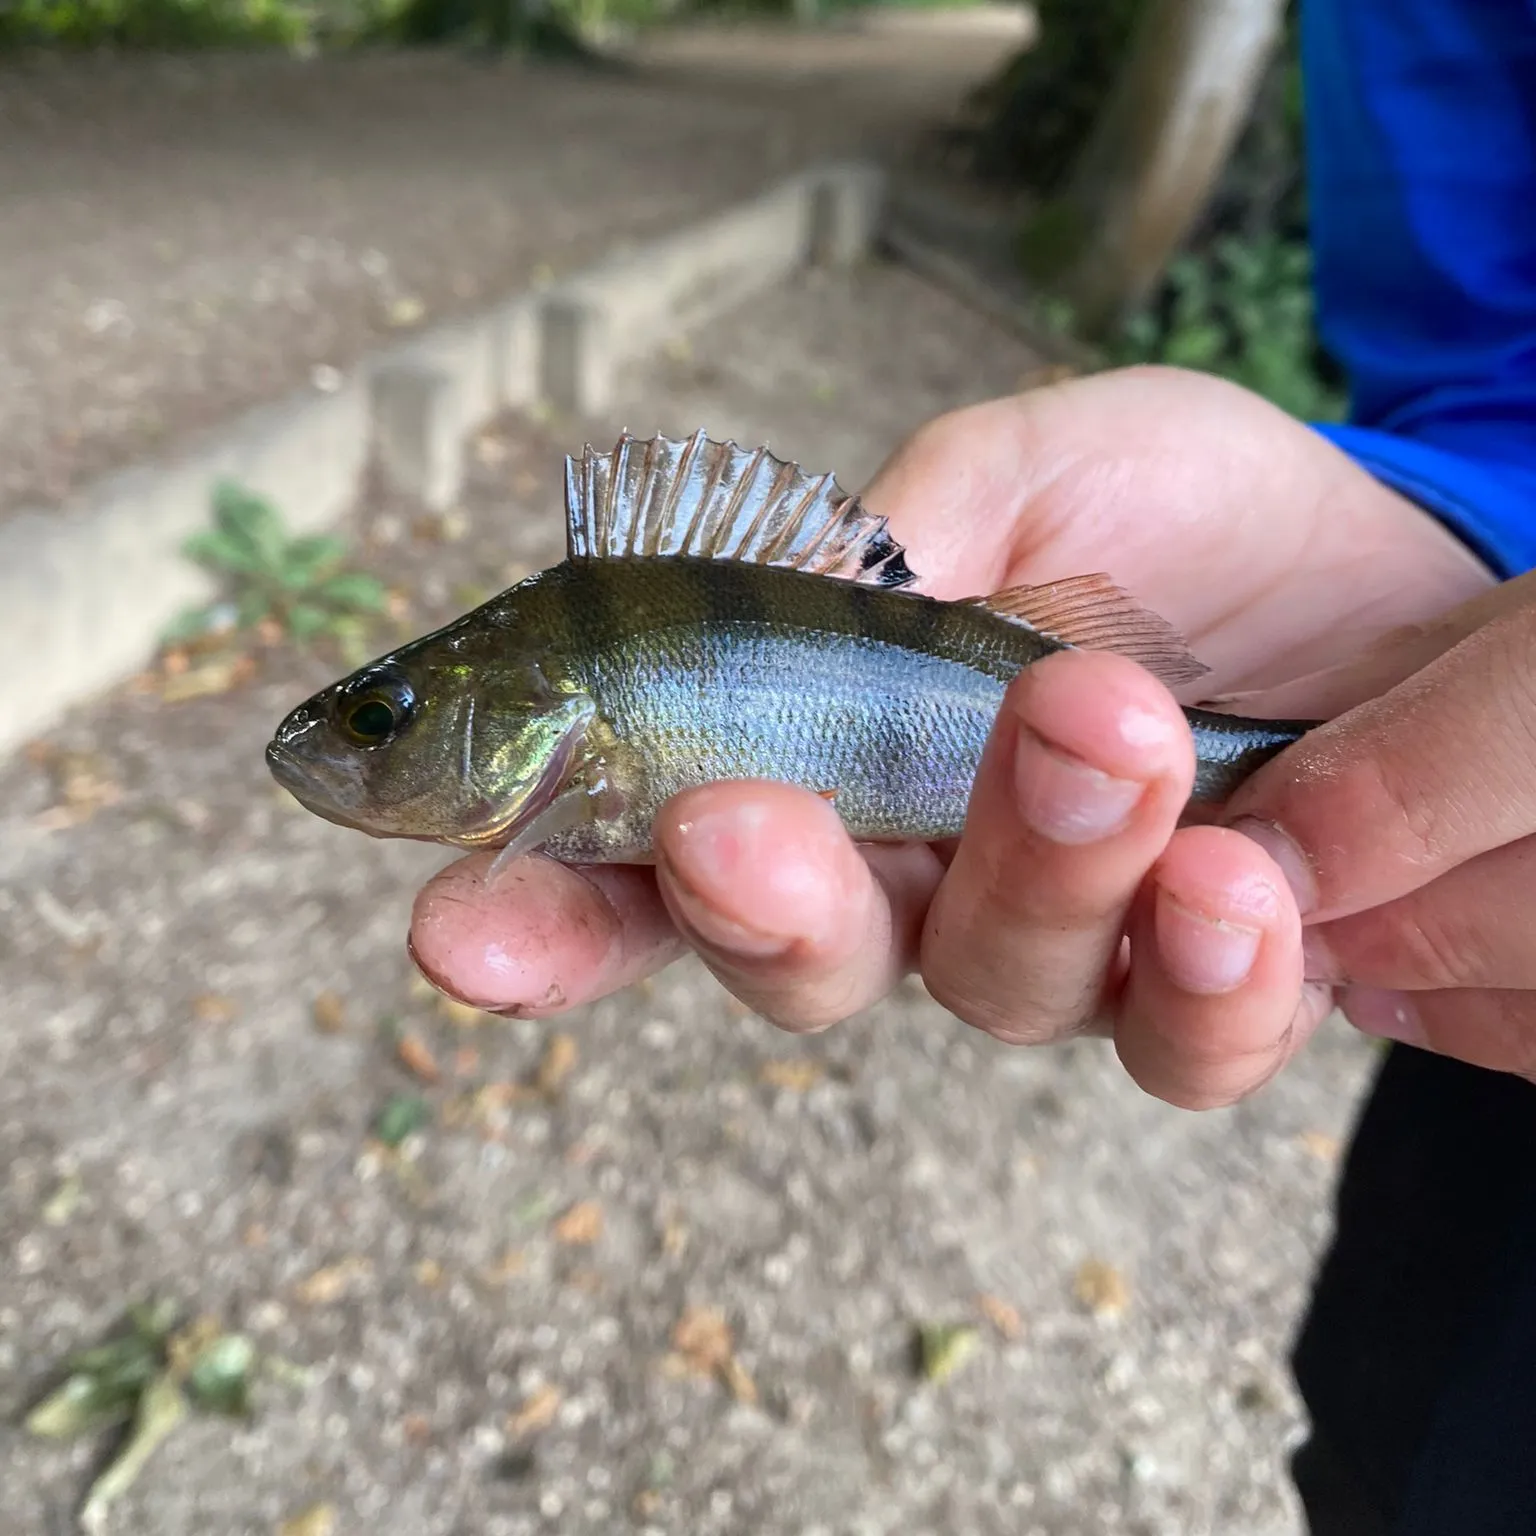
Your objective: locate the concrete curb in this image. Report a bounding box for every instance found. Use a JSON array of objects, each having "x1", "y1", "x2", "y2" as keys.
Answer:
[{"x1": 2, "y1": 159, "x2": 885, "y2": 760}]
